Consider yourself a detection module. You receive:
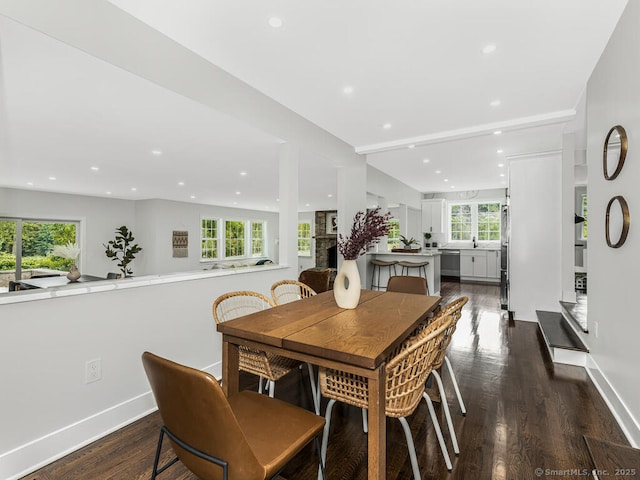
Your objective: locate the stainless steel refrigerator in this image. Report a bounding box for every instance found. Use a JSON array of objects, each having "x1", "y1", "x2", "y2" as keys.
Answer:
[{"x1": 500, "y1": 204, "x2": 509, "y2": 310}]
